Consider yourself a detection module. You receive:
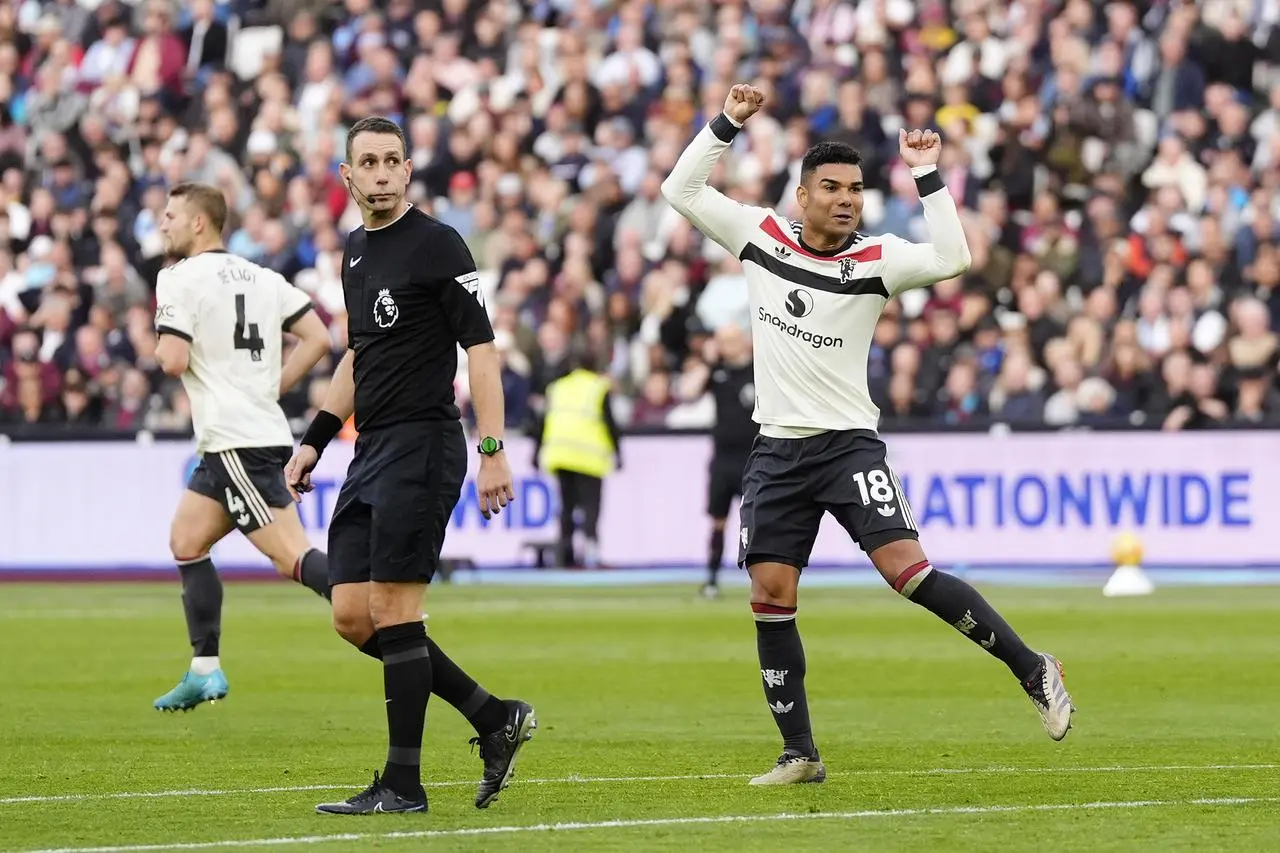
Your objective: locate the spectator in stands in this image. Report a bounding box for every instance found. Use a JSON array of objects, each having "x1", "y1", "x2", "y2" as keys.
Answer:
[
  {"x1": 0, "y1": 0, "x2": 1277, "y2": 441},
  {"x1": 990, "y1": 349, "x2": 1046, "y2": 425}
]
